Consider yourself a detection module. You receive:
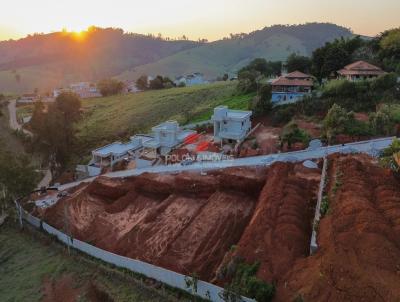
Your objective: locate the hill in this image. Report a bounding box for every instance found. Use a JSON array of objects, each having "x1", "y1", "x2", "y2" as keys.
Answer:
[
  {"x1": 0, "y1": 27, "x2": 199, "y2": 94},
  {"x1": 0, "y1": 23, "x2": 354, "y2": 94},
  {"x1": 74, "y1": 81, "x2": 253, "y2": 158},
  {"x1": 117, "y1": 23, "x2": 354, "y2": 80}
]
